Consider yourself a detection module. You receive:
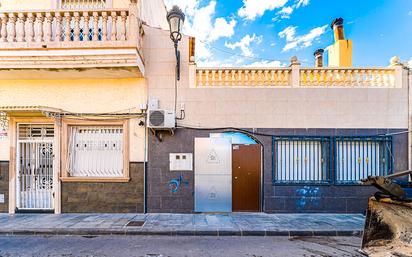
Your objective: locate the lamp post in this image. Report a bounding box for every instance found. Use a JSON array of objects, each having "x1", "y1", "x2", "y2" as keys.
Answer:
[{"x1": 166, "y1": 5, "x2": 185, "y2": 81}]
